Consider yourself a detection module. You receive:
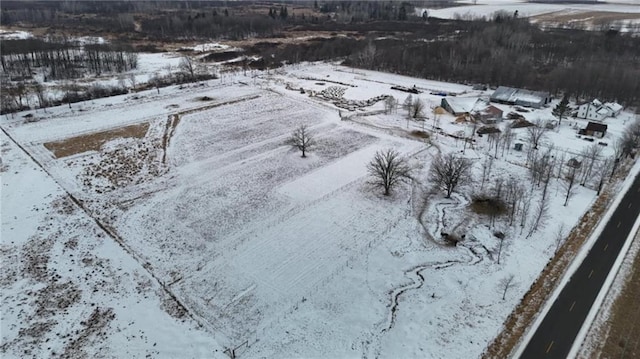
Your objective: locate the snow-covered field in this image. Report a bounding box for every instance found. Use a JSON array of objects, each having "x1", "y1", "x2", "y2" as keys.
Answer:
[
  {"x1": 422, "y1": 0, "x2": 640, "y2": 19},
  {"x1": 0, "y1": 132, "x2": 226, "y2": 358},
  {"x1": 420, "y1": 0, "x2": 640, "y2": 31},
  {"x1": 2, "y1": 61, "x2": 637, "y2": 358}
]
